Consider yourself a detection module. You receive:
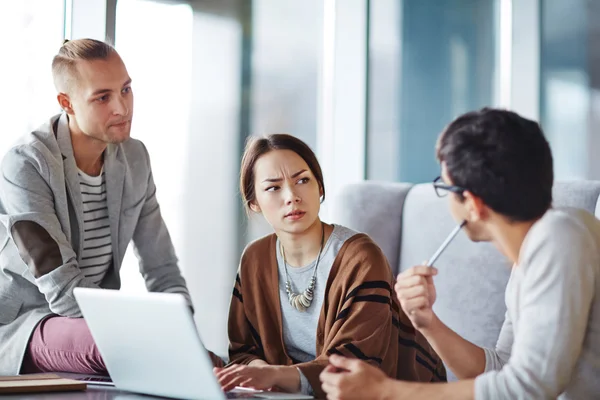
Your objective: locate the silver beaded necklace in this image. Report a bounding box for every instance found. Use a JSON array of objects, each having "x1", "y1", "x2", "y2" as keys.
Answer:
[{"x1": 281, "y1": 222, "x2": 325, "y2": 312}]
